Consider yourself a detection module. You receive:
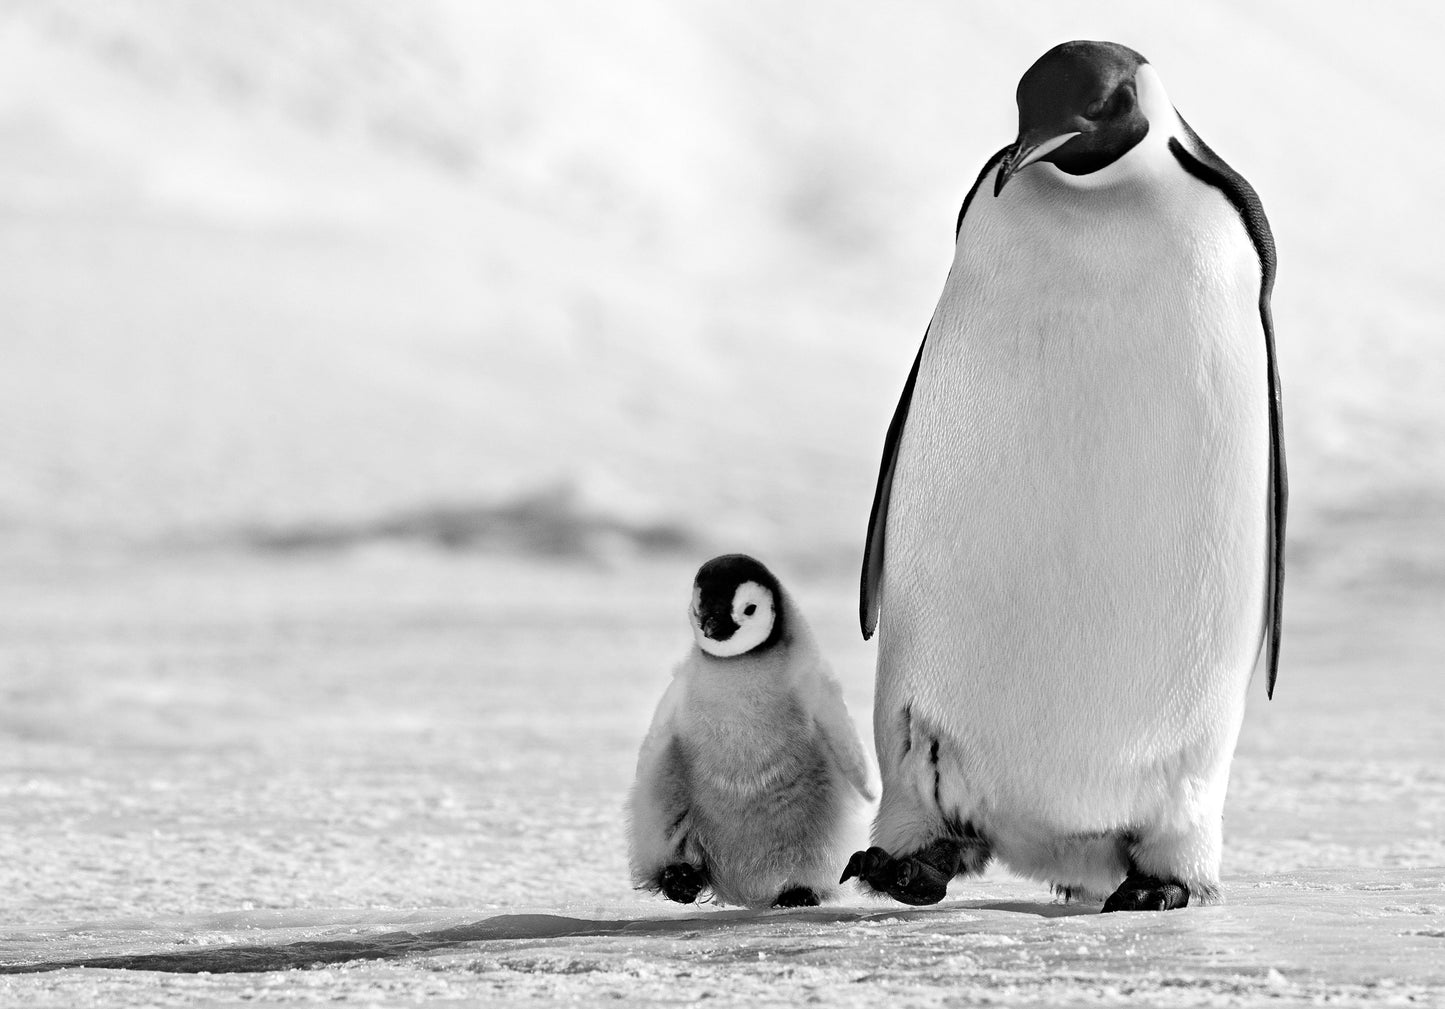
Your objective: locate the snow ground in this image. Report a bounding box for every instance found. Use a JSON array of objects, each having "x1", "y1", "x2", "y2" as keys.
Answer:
[{"x1": 0, "y1": 552, "x2": 1440, "y2": 1005}]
